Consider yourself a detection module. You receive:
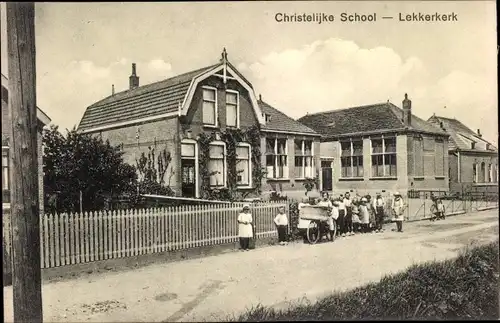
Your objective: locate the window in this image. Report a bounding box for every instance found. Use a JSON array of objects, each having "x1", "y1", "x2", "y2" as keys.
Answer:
[
  {"x1": 435, "y1": 139, "x2": 445, "y2": 176},
  {"x1": 266, "y1": 138, "x2": 288, "y2": 179},
  {"x1": 493, "y1": 164, "x2": 498, "y2": 183},
  {"x1": 2, "y1": 148, "x2": 9, "y2": 204},
  {"x1": 294, "y1": 140, "x2": 314, "y2": 178},
  {"x1": 480, "y1": 162, "x2": 486, "y2": 183},
  {"x1": 208, "y1": 143, "x2": 226, "y2": 187},
  {"x1": 340, "y1": 140, "x2": 363, "y2": 178},
  {"x1": 226, "y1": 91, "x2": 239, "y2": 128},
  {"x1": 236, "y1": 144, "x2": 251, "y2": 186},
  {"x1": 202, "y1": 87, "x2": 217, "y2": 126},
  {"x1": 181, "y1": 142, "x2": 196, "y2": 185},
  {"x1": 473, "y1": 164, "x2": 478, "y2": 183},
  {"x1": 2, "y1": 148, "x2": 9, "y2": 190},
  {"x1": 371, "y1": 137, "x2": 397, "y2": 177}
]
